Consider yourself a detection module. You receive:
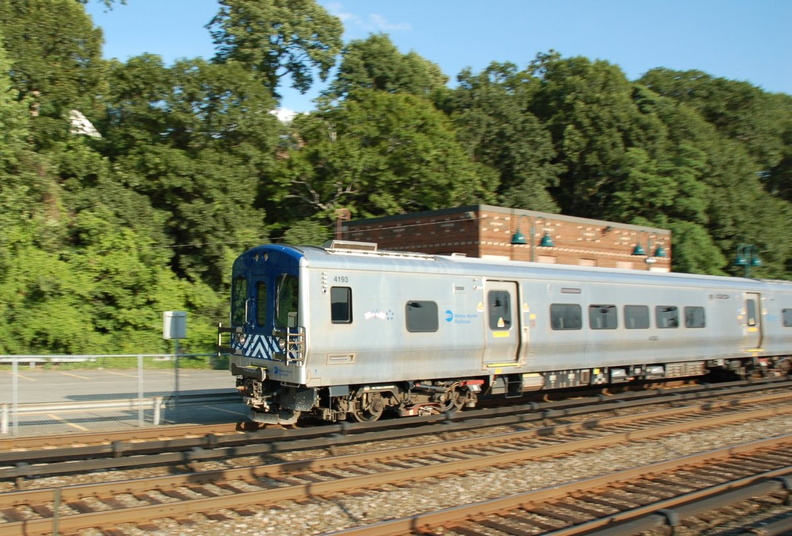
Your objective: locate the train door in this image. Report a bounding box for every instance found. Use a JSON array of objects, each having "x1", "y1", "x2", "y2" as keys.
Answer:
[
  {"x1": 229, "y1": 270, "x2": 274, "y2": 359},
  {"x1": 482, "y1": 281, "x2": 523, "y2": 365},
  {"x1": 742, "y1": 292, "x2": 763, "y2": 350}
]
